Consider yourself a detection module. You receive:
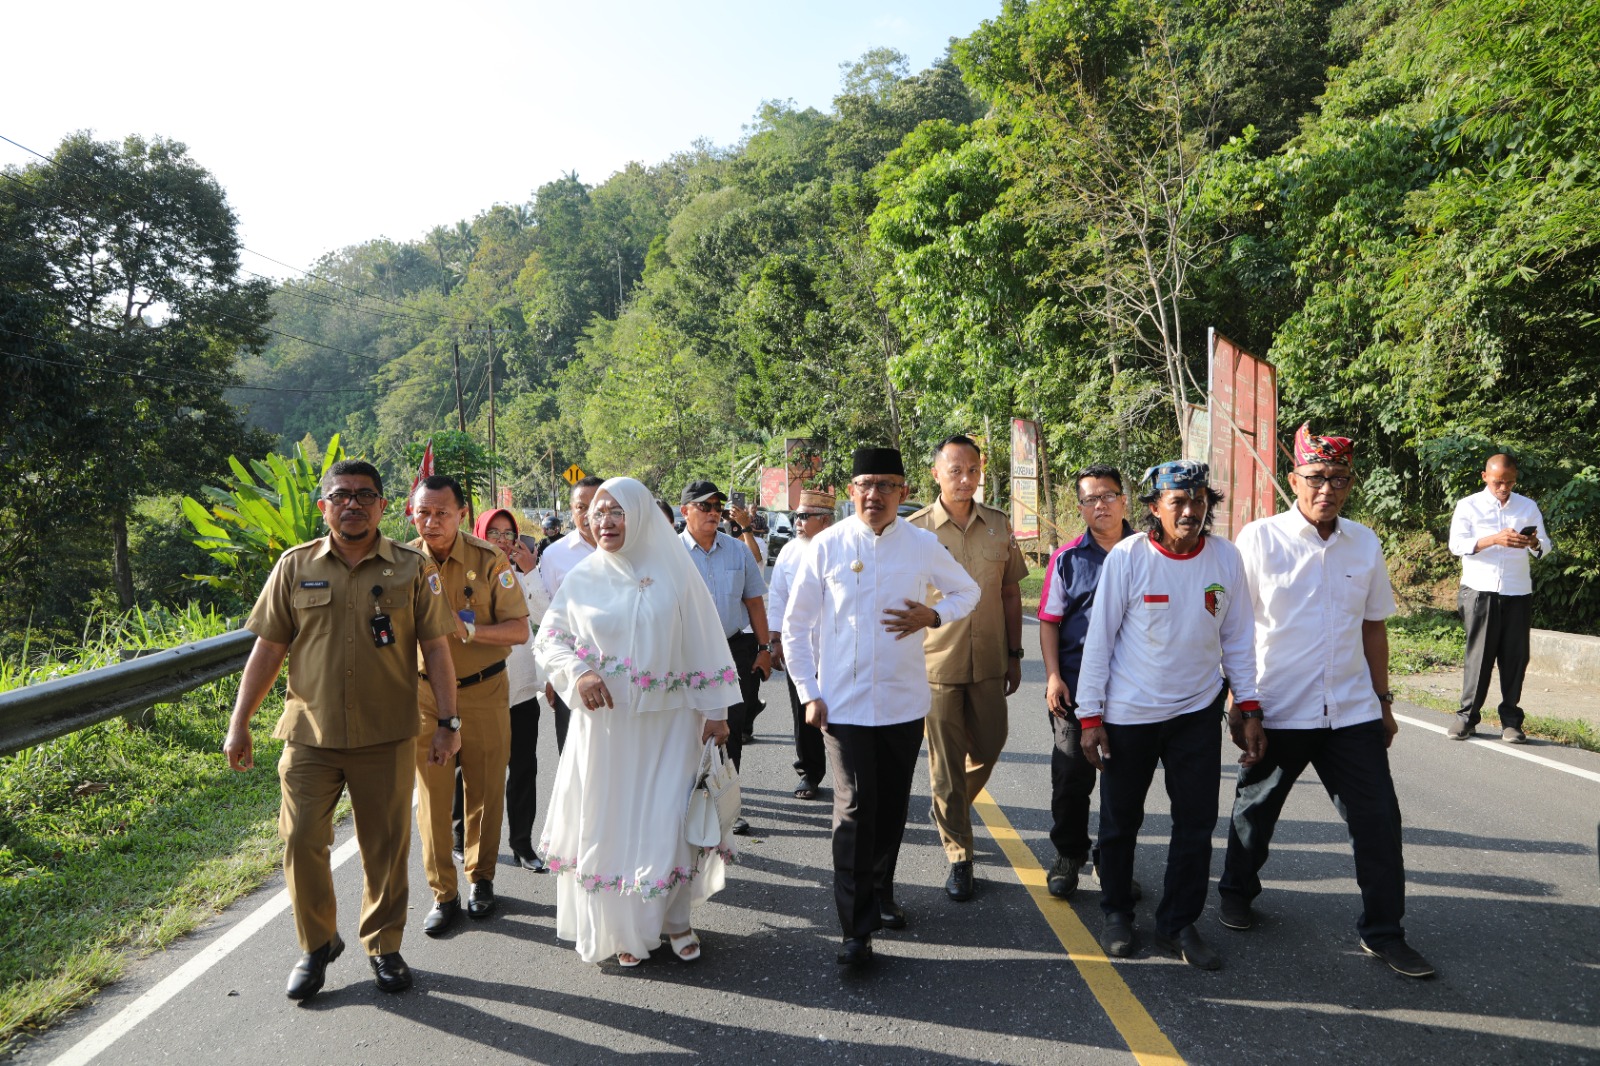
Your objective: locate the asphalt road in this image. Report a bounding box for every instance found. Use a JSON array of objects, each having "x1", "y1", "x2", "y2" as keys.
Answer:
[{"x1": 16, "y1": 616, "x2": 1600, "y2": 1065}]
